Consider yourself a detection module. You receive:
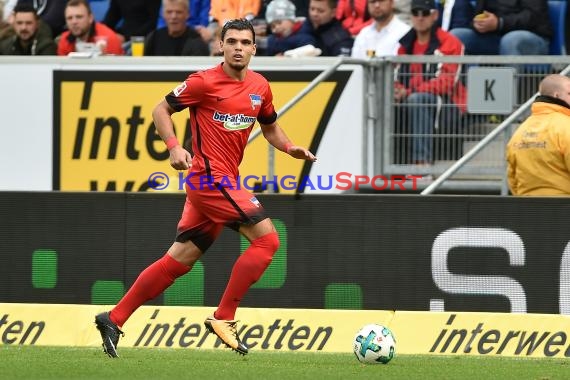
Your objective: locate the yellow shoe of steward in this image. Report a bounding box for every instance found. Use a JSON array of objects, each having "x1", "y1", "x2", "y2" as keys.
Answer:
[{"x1": 204, "y1": 315, "x2": 248, "y2": 355}]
